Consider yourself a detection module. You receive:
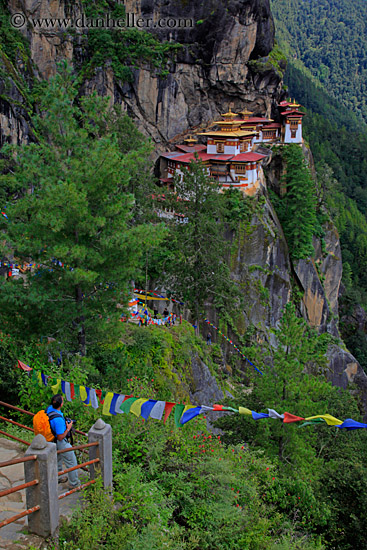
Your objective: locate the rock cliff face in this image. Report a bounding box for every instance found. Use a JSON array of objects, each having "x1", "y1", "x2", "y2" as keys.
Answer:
[
  {"x1": 1, "y1": 0, "x2": 367, "y2": 413},
  {"x1": 3, "y1": 0, "x2": 283, "y2": 150}
]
